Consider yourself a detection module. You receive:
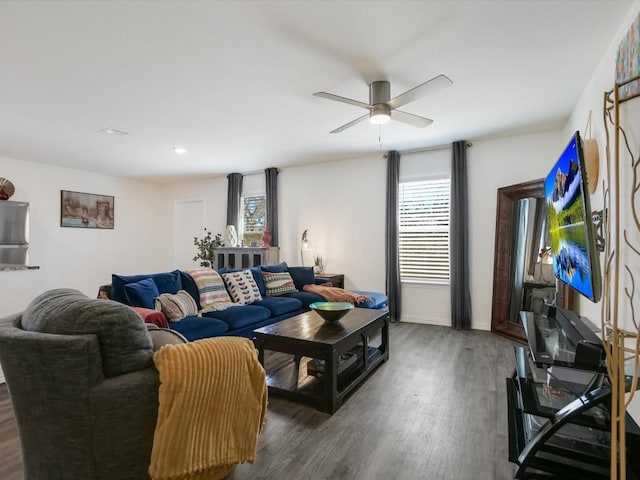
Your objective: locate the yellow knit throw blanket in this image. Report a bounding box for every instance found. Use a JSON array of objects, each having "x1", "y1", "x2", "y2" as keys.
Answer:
[{"x1": 149, "y1": 337, "x2": 268, "y2": 480}]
